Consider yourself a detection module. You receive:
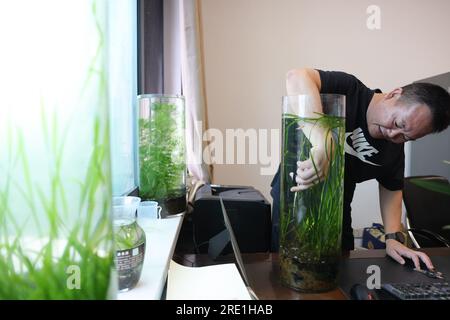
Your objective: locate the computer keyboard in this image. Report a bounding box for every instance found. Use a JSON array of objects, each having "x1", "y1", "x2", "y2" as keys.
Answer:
[{"x1": 382, "y1": 282, "x2": 450, "y2": 300}]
